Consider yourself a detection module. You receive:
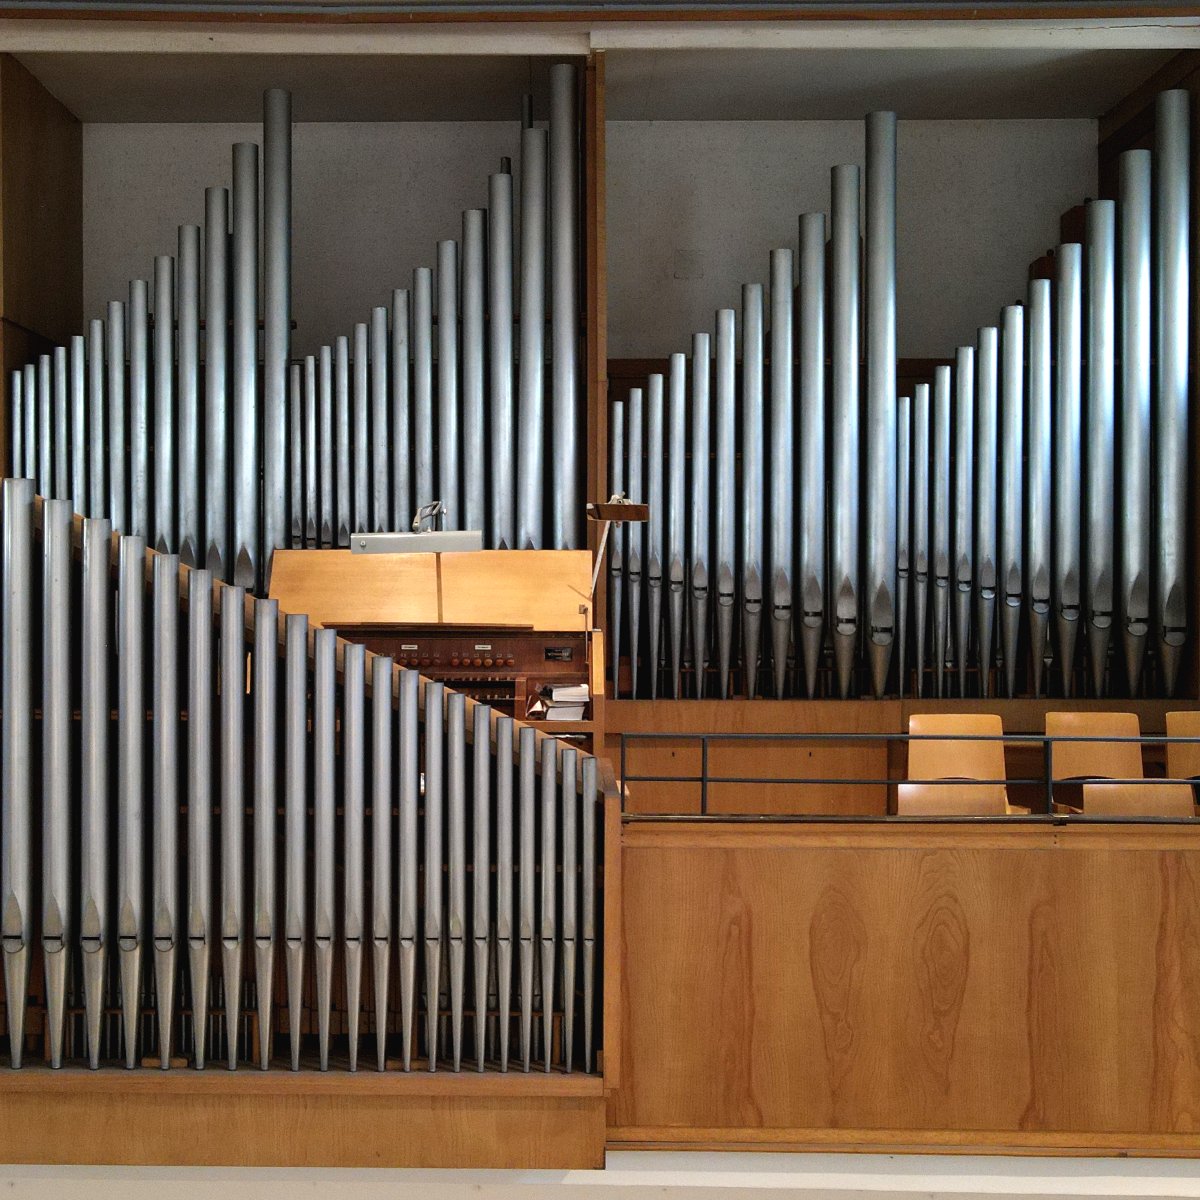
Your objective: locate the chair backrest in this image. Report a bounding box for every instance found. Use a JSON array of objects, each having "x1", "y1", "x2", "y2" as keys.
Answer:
[
  {"x1": 1045, "y1": 711, "x2": 1143, "y2": 781},
  {"x1": 900, "y1": 713, "x2": 1007, "y2": 815},
  {"x1": 1165, "y1": 710, "x2": 1200, "y2": 781},
  {"x1": 1082, "y1": 781, "x2": 1195, "y2": 818}
]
